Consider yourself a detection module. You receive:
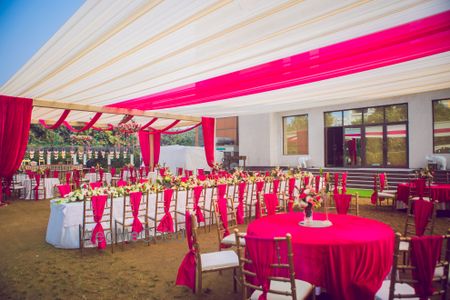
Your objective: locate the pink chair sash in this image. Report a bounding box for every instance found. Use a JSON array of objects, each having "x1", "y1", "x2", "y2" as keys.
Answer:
[
  {"x1": 117, "y1": 179, "x2": 127, "y2": 187},
  {"x1": 99, "y1": 168, "x2": 104, "y2": 182},
  {"x1": 379, "y1": 173, "x2": 386, "y2": 192},
  {"x1": 120, "y1": 169, "x2": 124, "y2": 180},
  {"x1": 197, "y1": 168, "x2": 204, "y2": 176},
  {"x1": 314, "y1": 175, "x2": 320, "y2": 193},
  {"x1": 236, "y1": 182, "x2": 246, "y2": 224},
  {"x1": 110, "y1": 167, "x2": 116, "y2": 177},
  {"x1": 334, "y1": 194, "x2": 351, "y2": 215},
  {"x1": 90, "y1": 167, "x2": 95, "y2": 173},
  {"x1": 185, "y1": 170, "x2": 193, "y2": 177},
  {"x1": 410, "y1": 235, "x2": 443, "y2": 300},
  {"x1": 245, "y1": 236, "x2": 276, "y2": 300},
  {"x1": 218, "y1": 196, "x2": 230, "y2": 240},
  {"x1": 159, "y1": 168, "x2": 166, "y2": 177},
  {"x1": 333, "y1": 173, "x2": 339, "y2": 194},
  {"x1": 45, "y1": 168, "x2": 50, "y2": 178},
  {"x1": 57, "y1": 184, "x2": 71, "y2": 197},
  {"x1": 371, "y1": 175, "x2": 378, "y2": 204},
  {"x1": 217, "y1": 184, "x2": 227, "y2": 199},
  {"x1": 53, "y1": 170, "x2": 59, "y2": 178},
  {"x1": 90, "y1": 195, "x2": 108, "y2": 249},
  {"x1": 176, "y1": 210, "x2": 196, "y2": 292},
  {"x1": 33, "y1": 174, "x2": 41, "y2": 201},
  {"x1": 177, "y1": 168, "x2": 183, "y2": 176},
  {"x1": 287, "y1": 178, "x2": 296, "y2": 212},
  {"x1": 272, "y1": 179, "x2": 279, "y2": 194},
  {"x1": 90, "y1": 182, "x2": 101, "y2": 189},
  {"x1": 139, "y1": 167, "x2": 143, "y2": 179},
  {"x1": 144, "y1": 166, "x2": 149, "y2": 176},
  {"x1": 255, "y1": 181, "x2": 264, "y2": 219},
  {"x1": 65, "y1": 172, "x2": 71, "y2": 184},
  {"x1": 414, "y1": 178, "x2": 426, "y2": 199},
  {"x1": 303, "y1": 176, "x2": 310, "y2": 187},
  {"x1": 414, "y1": 199, "x2": 434, "y2": 236},
  {"x1": 130, "y1": 192, "x2": 143, "y2": 236},
  {"x1": 341, "y1": 173, "x2": 347, "y2": 194},
  {"x1": 264, "y1": 193, "x2": 277, "y2": 216},
  {"x1": 139, "y1": 178, "x2": 147, "y2": 184},
  {"x1": 157, "y1": 189, "x2": 174, "y2": 232},
  {"x1": 73, "y1": 170, "x2": 80, "y2": 188},
  {"x1": 193, "y1": 186, "x2": 204, "y2": 223},
  {"x1": 26, "y1": 170, "x2": 33, "y2": 179}
]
